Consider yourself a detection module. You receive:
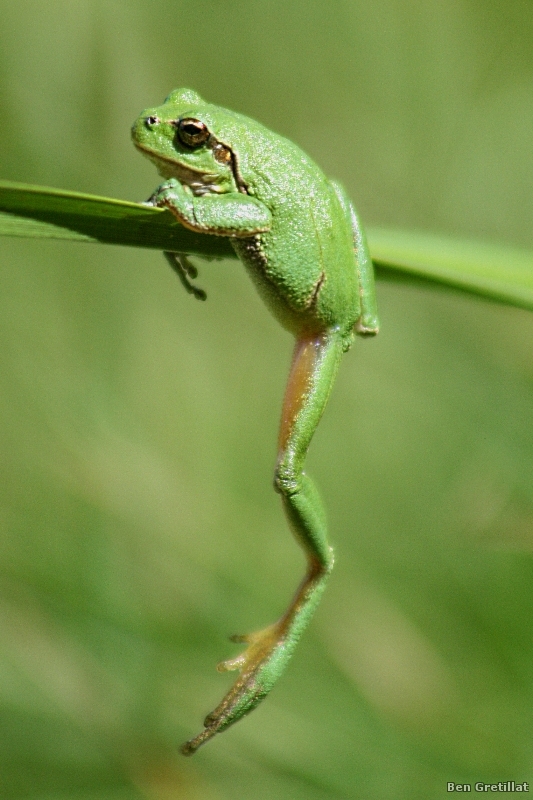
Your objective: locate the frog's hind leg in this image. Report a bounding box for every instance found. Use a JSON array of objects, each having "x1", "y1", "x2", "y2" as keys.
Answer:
[
  {"x1": 181, "y1": 329, "x2": 343, "y2": 755},
  {"x1": 329, "y1": 180, "x2": 379, "y2": 336}
]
